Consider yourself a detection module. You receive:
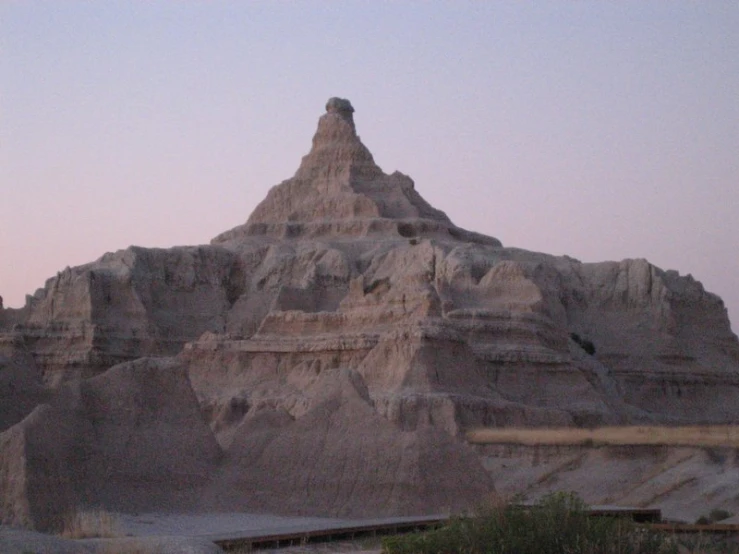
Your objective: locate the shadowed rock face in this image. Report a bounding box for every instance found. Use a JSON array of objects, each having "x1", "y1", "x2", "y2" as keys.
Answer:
[
  {"x1": 0, "y1": 357, "x2": 222, "y2": 530},
  {"x1": 0, "y1": 336, "x2": 47, "y2": 432},
  {"x1": 1, "y1": 98, "x2": 739, "y2": 526}
]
